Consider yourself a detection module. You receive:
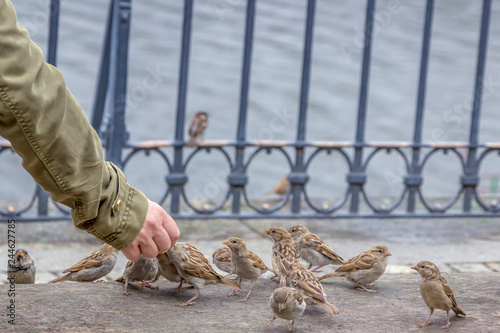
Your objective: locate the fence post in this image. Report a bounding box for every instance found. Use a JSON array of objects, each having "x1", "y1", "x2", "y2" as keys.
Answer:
[
  {"x1": 168, "y1": 0, "x2": 193, "y2": 215},
  {"x1": 462, "y1": 0, "x2": 491, "y2": 212},
  {"x1": 348, "y1": 0, "x2": 375, "y2": 213},
  {"x1": 407, "y1": 0, "x2": 434, "y2": 213}
]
